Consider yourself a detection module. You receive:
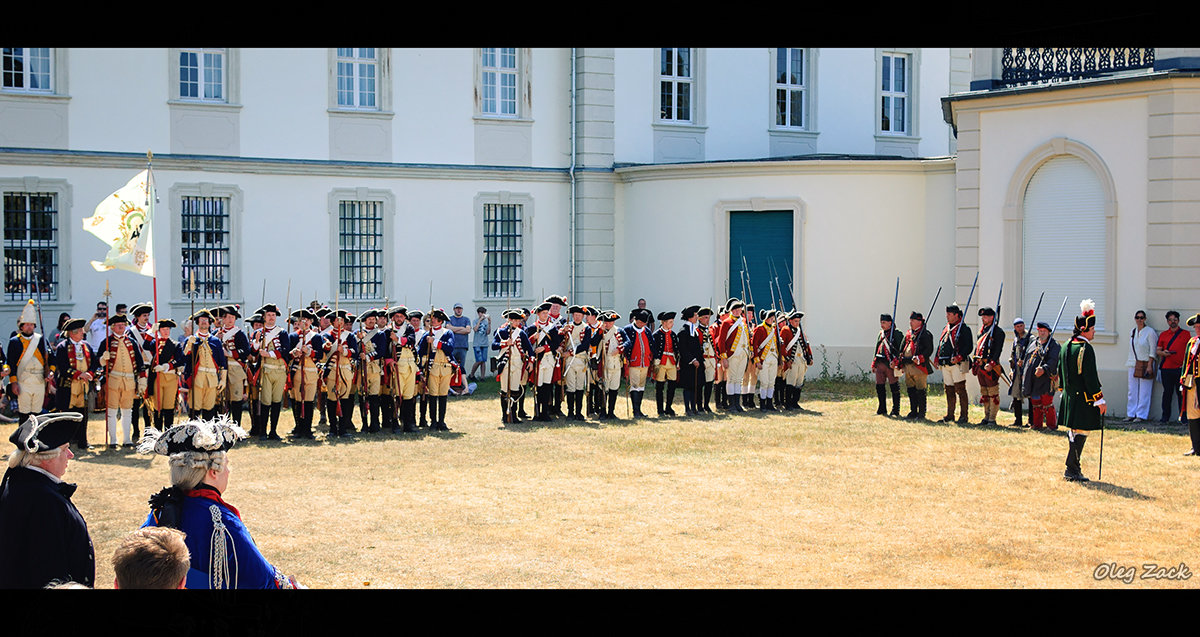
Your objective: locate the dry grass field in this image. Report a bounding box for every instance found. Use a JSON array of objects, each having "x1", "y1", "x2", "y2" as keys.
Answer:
[{"x1": 35, "y1": 380, "x2": 1200, "y2": 589}]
